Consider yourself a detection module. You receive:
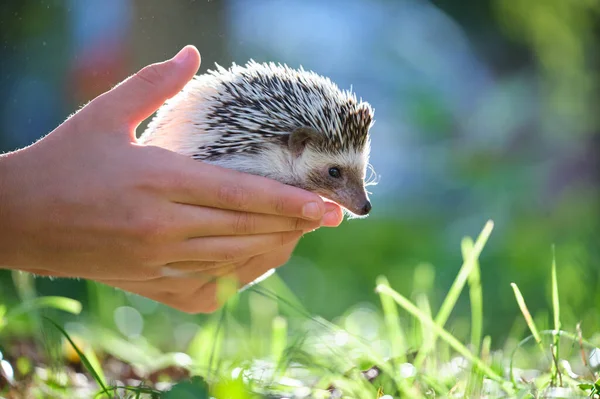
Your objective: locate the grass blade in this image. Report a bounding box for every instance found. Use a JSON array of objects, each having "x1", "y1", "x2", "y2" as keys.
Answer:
[
  {"x1": 462, "y1": 236, "x2": 483, "y2": 355},
  {"x1": 414, "y1": 220, "x2": 494, "y2": 368},
  {"x1": 510, "y1": 283, "x2": 542, "y2": 345},
  {"x1": 416, "y1": 293, "x2": 435, "y2": 369},
  {"x1": 376, "y1": 275, "x2": 407, "y2": 363},
  {"x1": 551, "y1": 245, "x2": 561, "y2": 386},
  {"x1": 375, "y1": 283, "x2": 512, "y2": 395},
  {"x1": 43, "y1": 317, "x2": 110, "y2": 397},
  {"x1": 207, "y1": 304, "x2": 227, "y2": 381},
  {"x1": 250, "y1": 284, "x2": 414, "y2": 397},
  {"x1": 377, "y1": 277, "x2": 423, "y2": 397},
  {"x1": 83, "y1": 346, "x2": 108, "y2": 395},
  {"x1": 551, "y1": 246, "x2": 560, "y2": 333},
  {"x1": 5, "y1": 296, "x2": 82, "y2": 322},
  {"x1": 271, "y1": 315, "x2": 287, "y2": 365}
]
